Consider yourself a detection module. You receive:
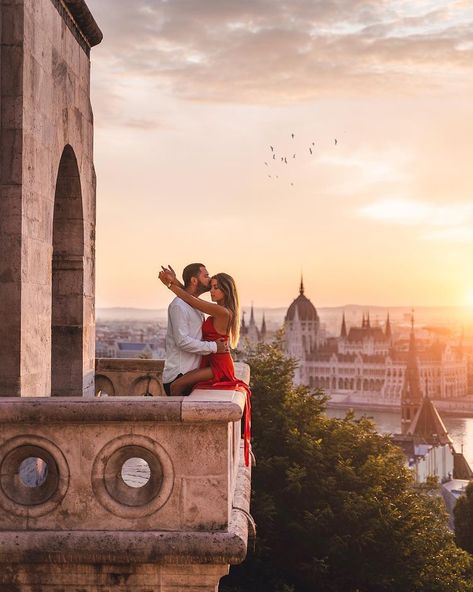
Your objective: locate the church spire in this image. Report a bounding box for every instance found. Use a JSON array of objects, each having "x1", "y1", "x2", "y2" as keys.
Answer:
[
  {"x1": 240, "y1": 310, "x2": 247, "y2": 336},
  {"x1": 299, "y1": 275, "x2": 304, "y2": 295},
  {"x1": 459, "y1": 326, "x2": 465, "y2": 357},
  {"x1": 401, "y1": 311, "x2": 422, "y2": 434},
  {"x1": 366, "y1": 311, "x2": 371, "y2": 328},
  {"x1": 340, "y1": 312, "x2": 347, "y2": 339},
  {"x1": 385, "y1": 312, "x2": 392, "y2": 339},
  {"x1": 261, "y1": 312, "x2": 267, "y2": 338},
  {"x1": 249, "y1": 302, "x2": 255, "y2": 326}
]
